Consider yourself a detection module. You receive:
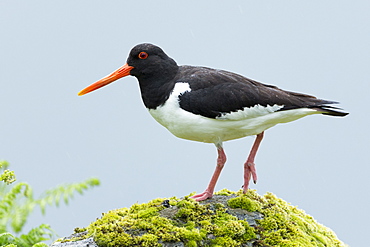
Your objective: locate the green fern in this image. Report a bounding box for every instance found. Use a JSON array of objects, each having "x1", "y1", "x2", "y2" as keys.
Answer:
[
  {"x1": 0, "y1": 160, "x2": 100, "y2": 247},
  {"x1": 0, "y1": 225, "x2": 50, "y2": 247}
]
